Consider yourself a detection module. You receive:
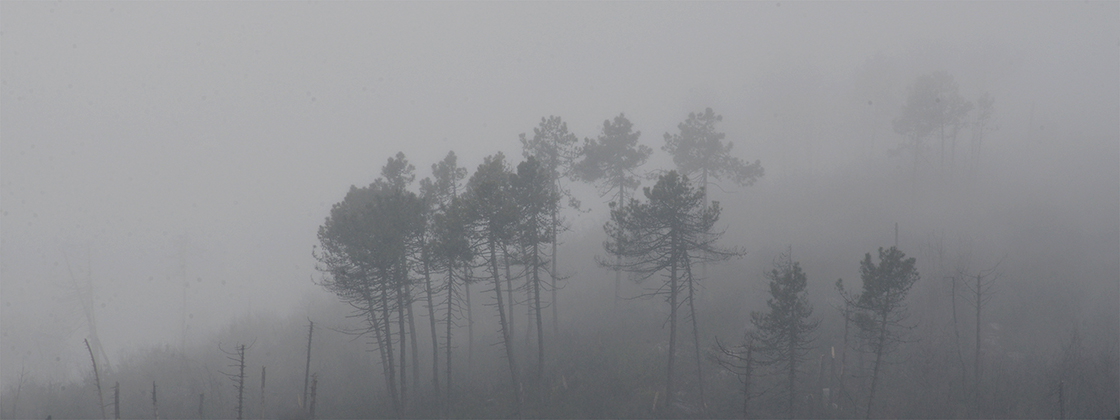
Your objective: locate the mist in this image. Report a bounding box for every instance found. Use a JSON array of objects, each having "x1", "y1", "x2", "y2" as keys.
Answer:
[{"x1": 2, "y1": 2, "x2": 1116, "y2": 419}]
